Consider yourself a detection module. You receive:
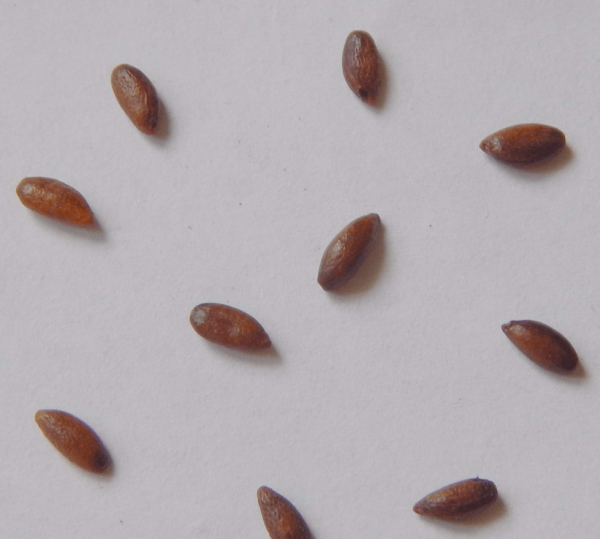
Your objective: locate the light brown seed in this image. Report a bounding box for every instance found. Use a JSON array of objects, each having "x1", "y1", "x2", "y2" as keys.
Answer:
[
  {"x1": 189, "y1": 303, "x2": 271, "y2": 350},
  {"x1": 16, "y1": 177, "x2": 94, "y2": 226},
  {"x1": 257, "y1": 486, "x2": 312, "y2": 539},
  {"x1": 35, "y1": 410, "x2": 112, "y2": 474},
  {"x1": 342, "y1": 30, "x2": 380, "y2": 105},
  {"x1": 413, "y1": 478, "x2": 498, "y2": 520},
  {"x1": 502, "y1": 319, "x2": 578, "y2": 372},
  {"x1": 111, "y1": 64, "x2": 159, "y2": 134},
  {"x1": 479, "y1": 124, "x2": 566, "y2": 165},
  {"x1": 318, "y1": 213, "x2": 381, "y2": 291}
]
